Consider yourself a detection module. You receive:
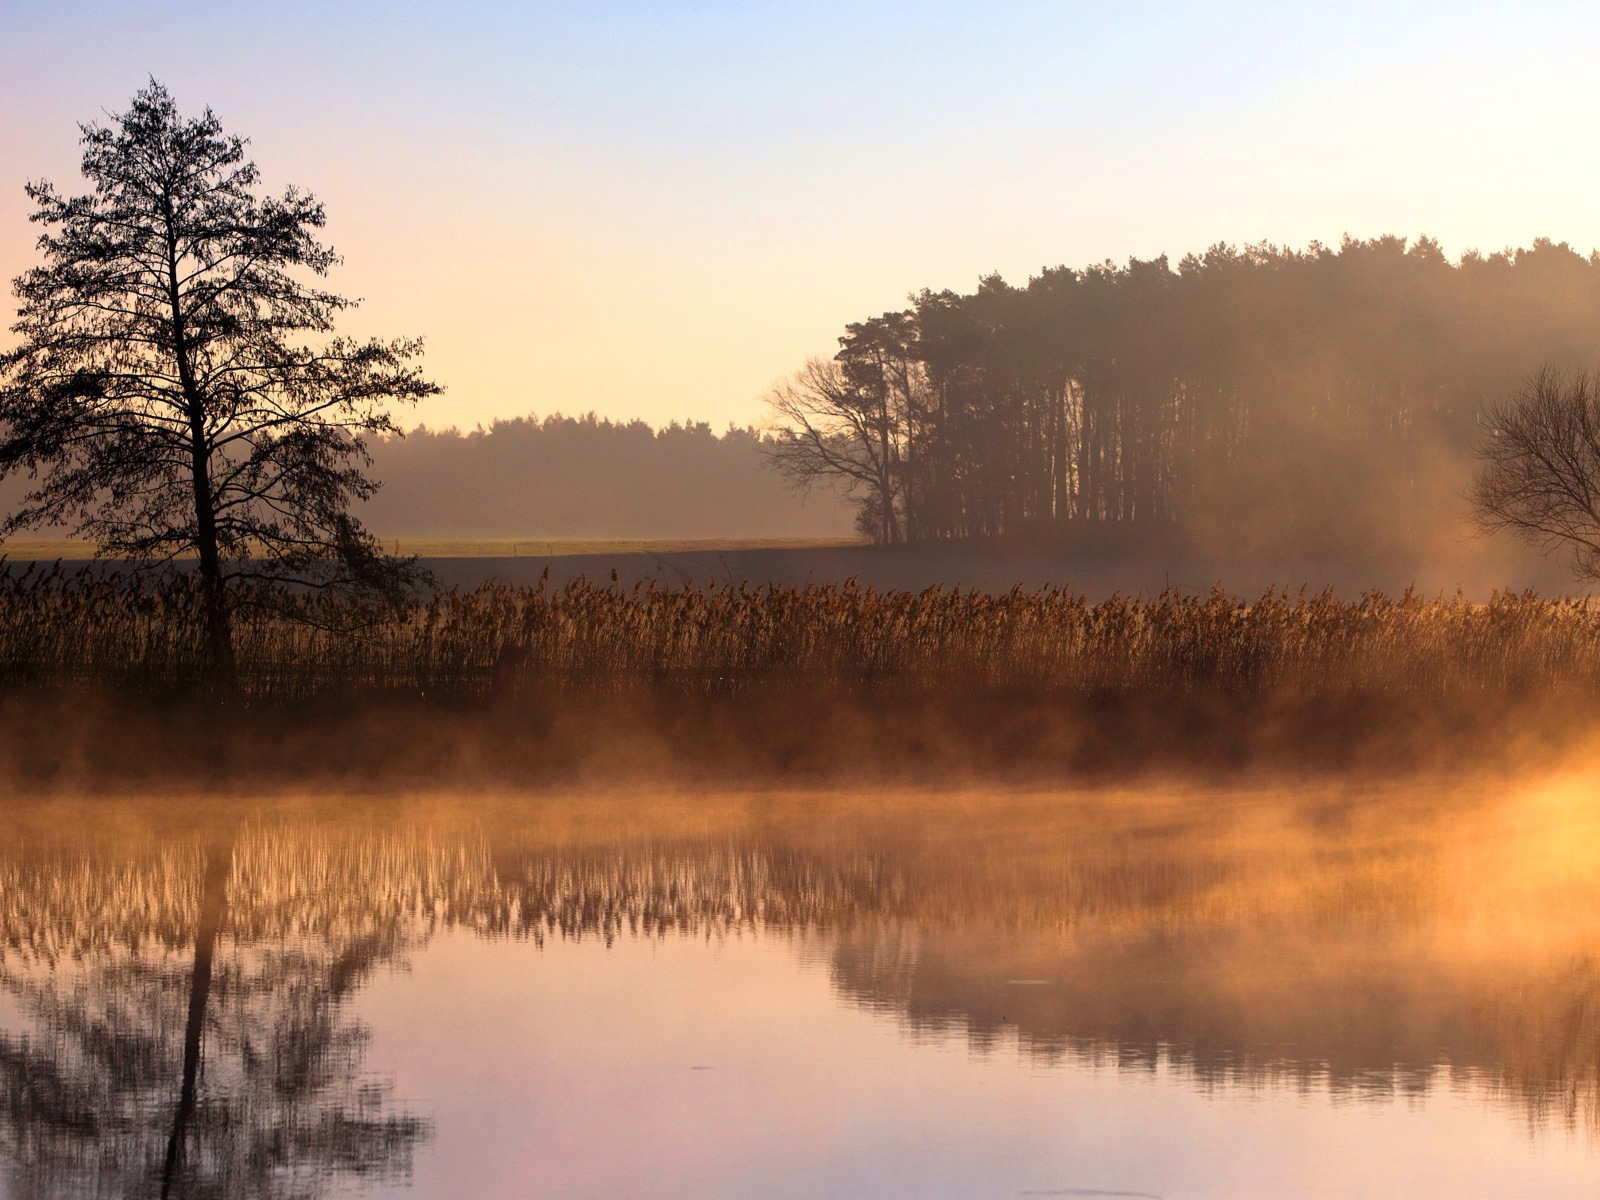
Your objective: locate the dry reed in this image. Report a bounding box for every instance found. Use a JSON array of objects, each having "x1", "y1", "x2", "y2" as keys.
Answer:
[{"x1": 0, "y1": 565, "x2": 1594, "y2": 703}]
